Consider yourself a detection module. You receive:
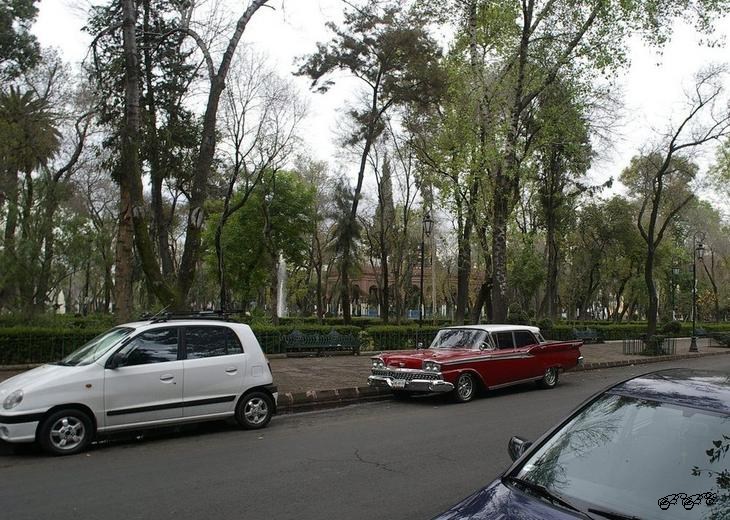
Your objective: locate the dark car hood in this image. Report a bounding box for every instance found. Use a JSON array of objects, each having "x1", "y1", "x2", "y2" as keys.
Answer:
[{"x1": 432, "y1": 479, "x2": 583, "y2": 520}]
